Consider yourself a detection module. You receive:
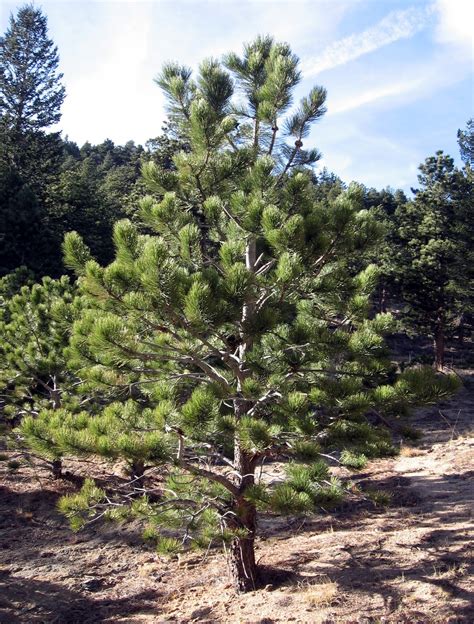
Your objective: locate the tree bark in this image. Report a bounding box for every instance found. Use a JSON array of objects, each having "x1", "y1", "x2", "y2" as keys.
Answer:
[
  {"x1": 379, "y1": 285, "x2": 387, "y2": 314},
  {"x1": 50, "y1": 379, "x2": 63, "y2": 479},
  {"x1": 229, "y1": 400, "x2": 259, "y2": 592},
  {"x1": 226, "y1": 235, "x2": 260, "y2": 592},
  {"x1": 130, "y1": 459, "x2": 146, "y2": 489},
  {"x1": 227, "y1": 498, "x2": 259, "y2": 592},
  {"x1": 434, "y1": 322, "x2": 445, "y2": 371},
  {"x1": 455, "y1": 313, "x2": 465, "y2": 345},
  {"x1": 51, "y1": 458, "x2": 62, "y2": 479},
  {"x1": 50, "y1": 389, "x2": 61, "y2": 410}
]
